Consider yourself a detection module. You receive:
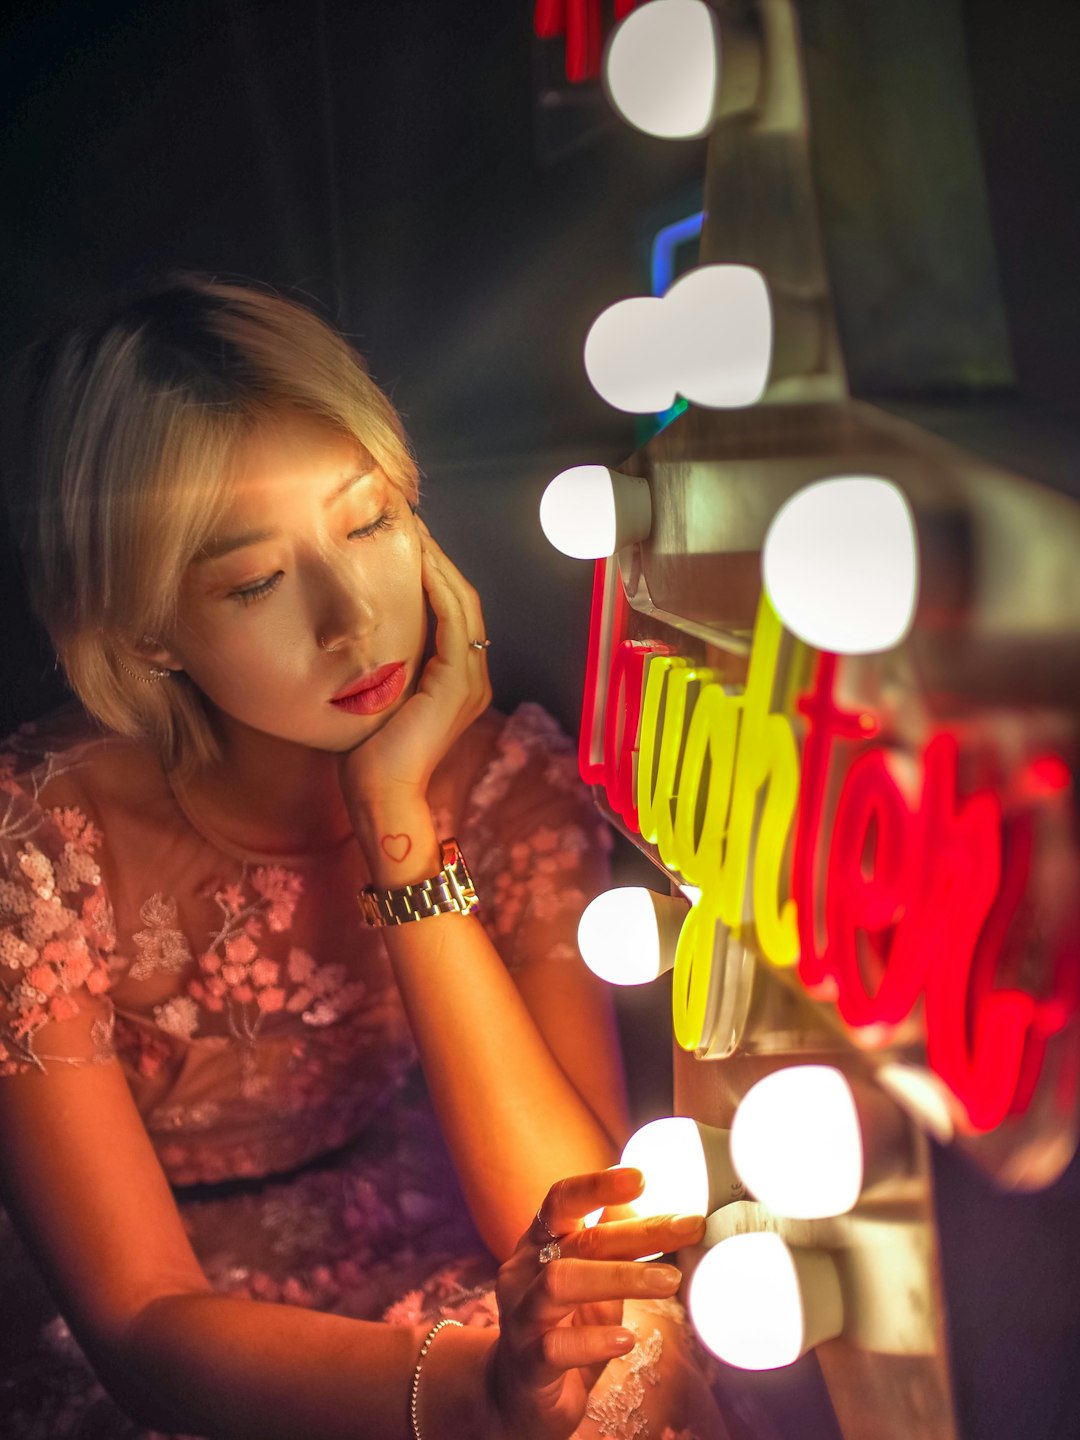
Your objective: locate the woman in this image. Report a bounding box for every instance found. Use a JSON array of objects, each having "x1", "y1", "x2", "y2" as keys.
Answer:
[{"x1": 0, "y1": 277, "x2": 725, "y2": 1438}]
